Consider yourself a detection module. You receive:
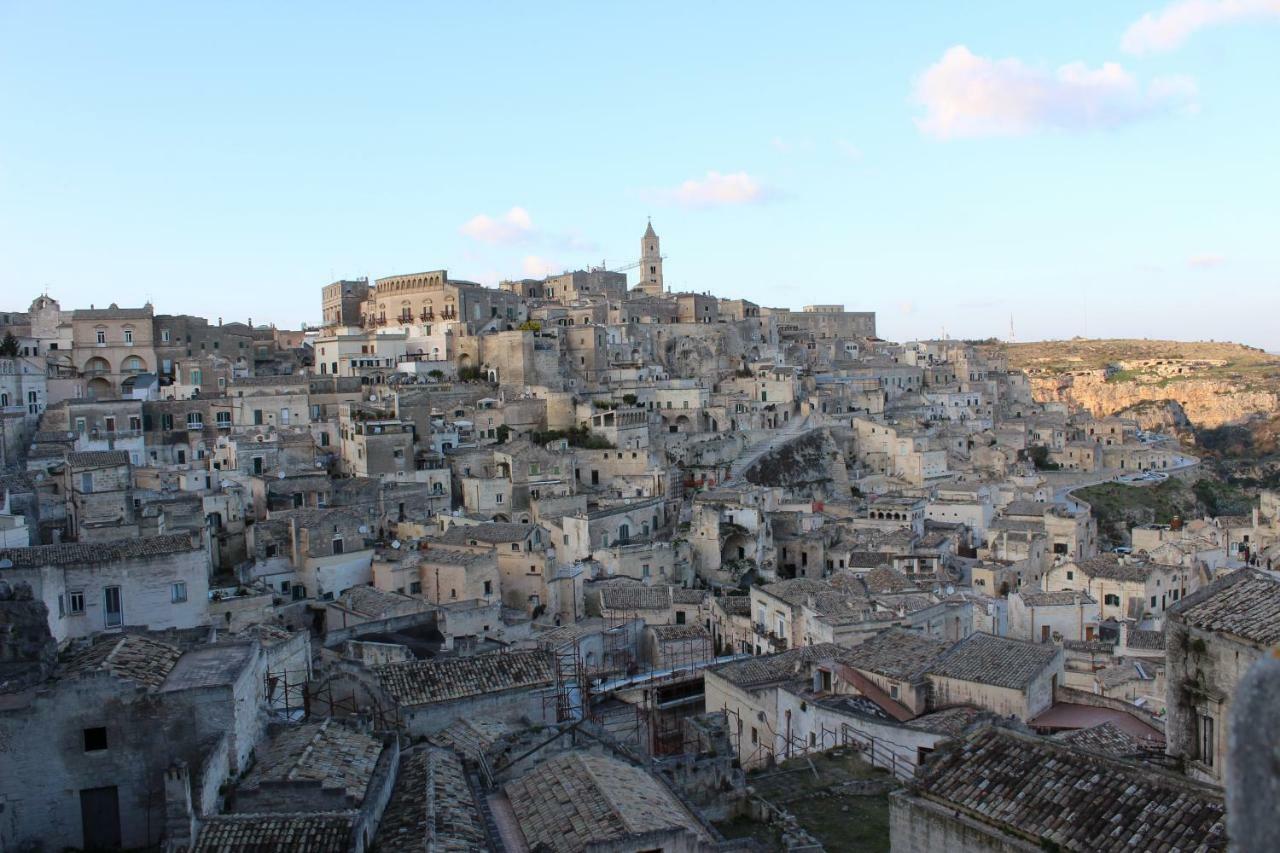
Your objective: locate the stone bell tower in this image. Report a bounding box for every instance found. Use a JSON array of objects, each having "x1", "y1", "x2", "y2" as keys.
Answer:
[{"x1": 639, "y1": 220, "x2": 664, "y2": 296}]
